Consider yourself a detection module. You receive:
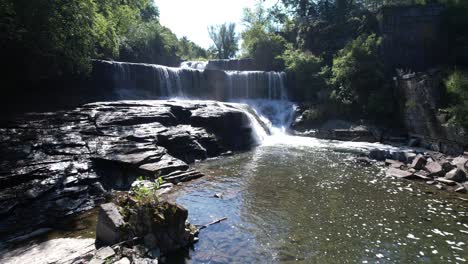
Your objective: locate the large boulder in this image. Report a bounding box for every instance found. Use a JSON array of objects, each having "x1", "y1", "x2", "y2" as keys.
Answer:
[
  {"x1": 411, "y1": 155, "x2": 427, "y2": 170},
  {"x1": 424, "y1": 162, "x2": 444, "y2": 177},
  {"x1": 445, "y1": 168, "x2": 467, "y2": 183},
  {"x1": 96, "y1": 203, "x2": 126, "y2": 246}
]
